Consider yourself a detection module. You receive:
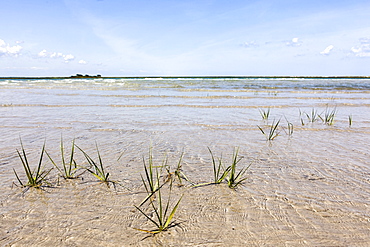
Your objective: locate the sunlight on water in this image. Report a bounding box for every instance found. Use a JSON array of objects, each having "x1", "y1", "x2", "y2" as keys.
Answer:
[{"x1": 0, "y1": 77, "x2": 369, "y2": 246}]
